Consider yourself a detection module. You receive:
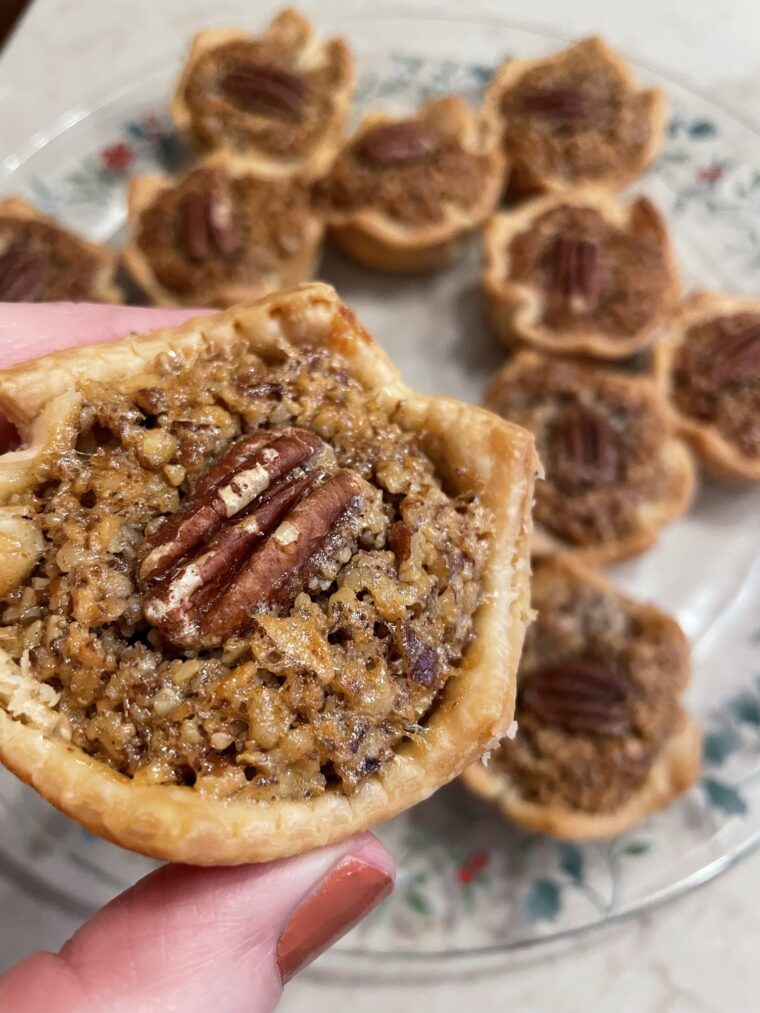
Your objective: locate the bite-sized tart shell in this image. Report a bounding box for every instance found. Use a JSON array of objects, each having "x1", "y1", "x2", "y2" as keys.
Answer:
[
  {"x1": 171, "y1": 10, "x2": 354, "y2": 180},
  {"x1": 462, "y1": 560, "x2": 702, "y2": 840},
  {"x1": 323, "y1": 97, "x2": 505, "y2": 273},
  {"x1": 0, "y1": 197, "x2": 122, "y2": 304},
  {"x1": 482, "y1": 187, "x2": 680, "y2": 360},
  {"x1": 652, "y1": 291, "x2": 760, "y2": 482},
  {"x1": 481, "y1": 36, "x2": 667, "y2": 197},
  {"x1": 486, "y1": 350, "x2": 696, "y2": 566},
  {"x1": 122, "y1": 154, "x2": 324, "y2": 308},
  {"x1": 0, "y1": 283, "x2": 537, "y2": 865}
]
